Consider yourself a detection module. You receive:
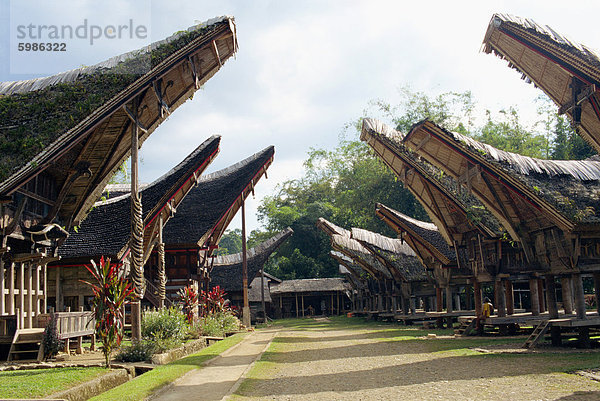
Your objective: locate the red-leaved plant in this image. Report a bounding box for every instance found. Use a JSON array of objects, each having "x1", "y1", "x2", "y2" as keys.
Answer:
[
  {"x1": 178, "y1": 285, "x2": 199, "y2": 324},
  {"x1": 200, "y1": 286, "x2": 230, "y2": 316},
  {"x1": 82, "y1": 256, "x2": 134, "y2": 368}
]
